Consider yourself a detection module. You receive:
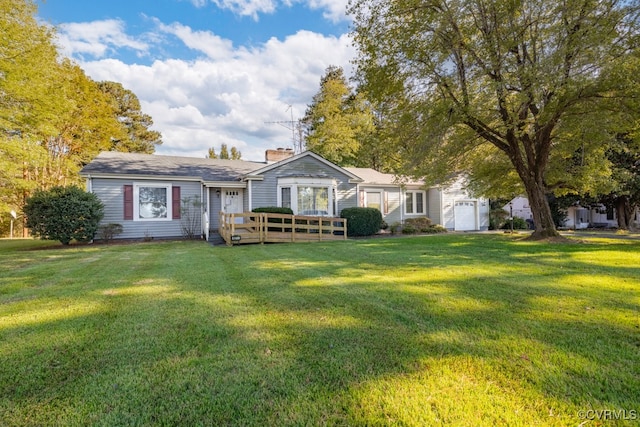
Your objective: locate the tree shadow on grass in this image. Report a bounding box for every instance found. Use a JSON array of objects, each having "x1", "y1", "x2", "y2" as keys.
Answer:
[
  {"x1": 1, "y1": 236, "x2": 639, "y2": 425},
  {"x1": 213, "y1": 235, "x2": 640, "y2": 424}
]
